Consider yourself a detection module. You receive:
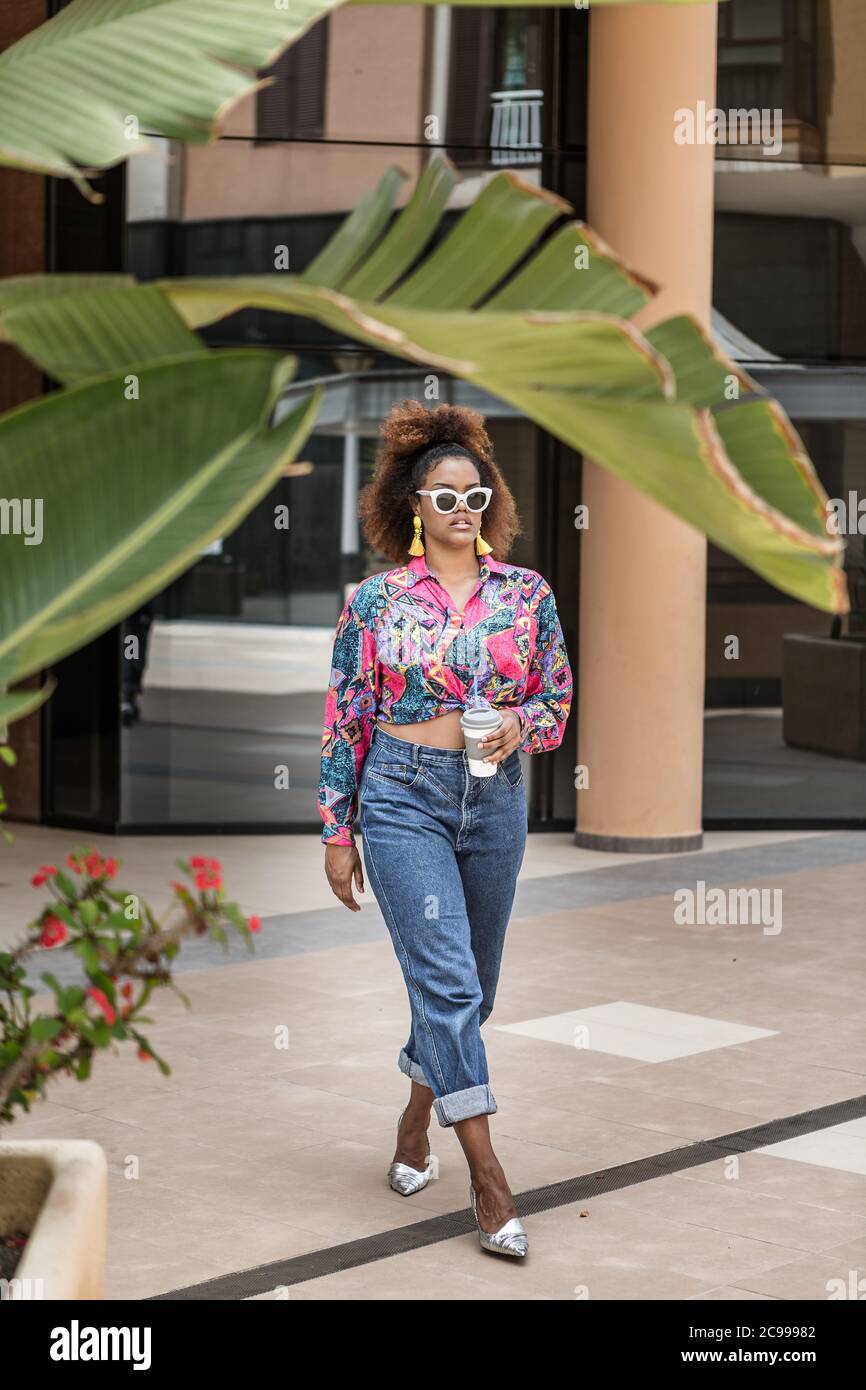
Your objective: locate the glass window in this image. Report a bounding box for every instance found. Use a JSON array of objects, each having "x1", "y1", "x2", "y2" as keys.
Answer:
[{"x1": 730, "y1": 0, "x2": 783, "y2": 41}]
